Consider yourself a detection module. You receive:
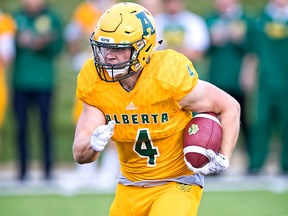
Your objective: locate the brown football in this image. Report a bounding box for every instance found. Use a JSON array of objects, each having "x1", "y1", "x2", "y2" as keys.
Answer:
[{"x1": 183, "y1": 112, "x2": 222, "y2": 168}]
